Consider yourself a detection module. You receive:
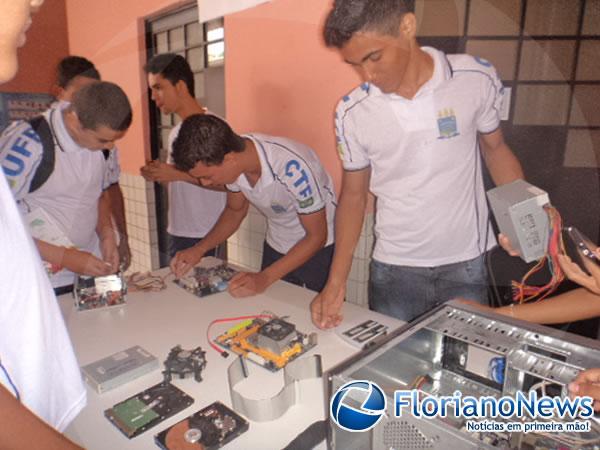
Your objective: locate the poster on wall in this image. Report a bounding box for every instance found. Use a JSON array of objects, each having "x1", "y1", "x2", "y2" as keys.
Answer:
[
  {"x1": 0, "y1": 92, "x2": 55, "y2": 133},
  {"x1": 197, "y1": 0, "x2": 271, "y2": 23}
]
